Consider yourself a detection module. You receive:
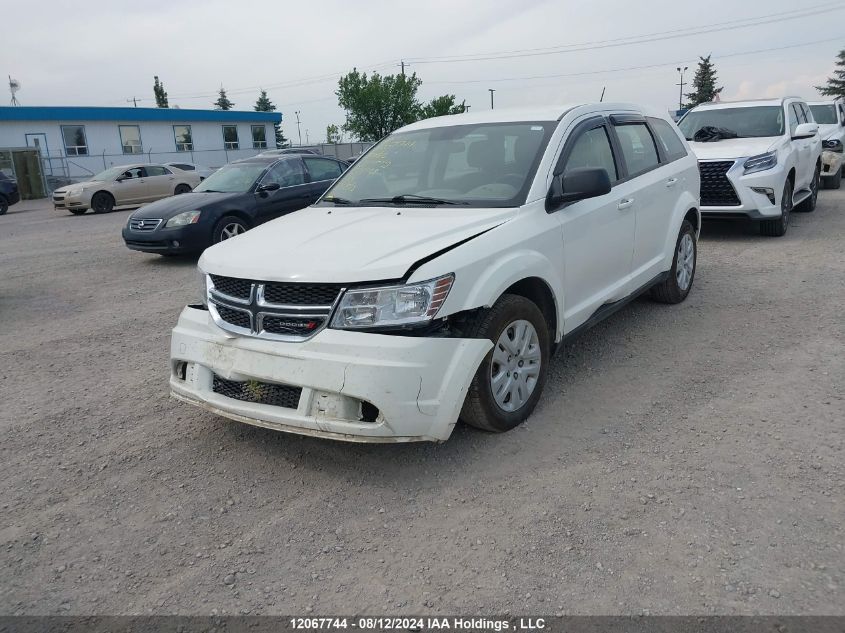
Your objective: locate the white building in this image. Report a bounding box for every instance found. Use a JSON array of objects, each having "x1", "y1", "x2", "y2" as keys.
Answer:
[{"x1": 0, "y1": 106, "x2": 281, "y2": 196}]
